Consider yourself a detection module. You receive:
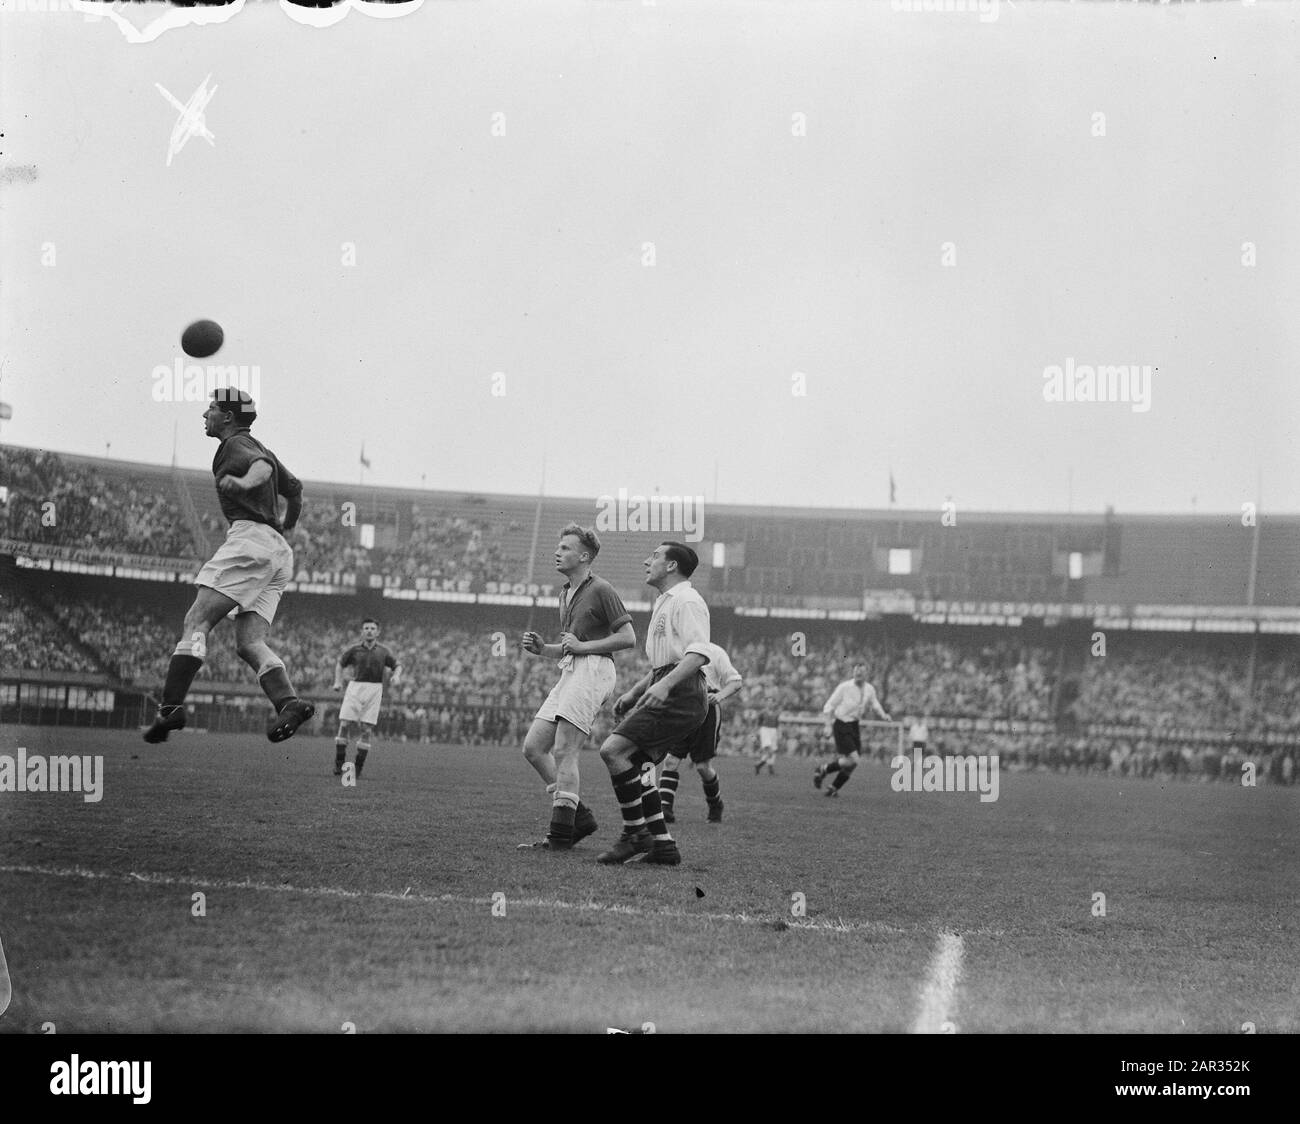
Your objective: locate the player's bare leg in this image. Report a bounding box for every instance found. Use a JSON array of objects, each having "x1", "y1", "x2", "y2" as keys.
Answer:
[
  {"x1": 596, "y1": 734, "x2": 678, "y2": 866},
  {"x1": 518, "y1": 719, "x2": 598, "y2": 850},
  {"x1": 234, "y1": 610, "x2": 314, "y2": 742},
  {"x1": 143, "y1": 586, "x2": 239, "y2": 743},
  {"x1": 521, "y1": 718, "x2": 558, "y2": 787},
  {"x1": 546, "y1": 718, "x2": 593, "y2": 846}
]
